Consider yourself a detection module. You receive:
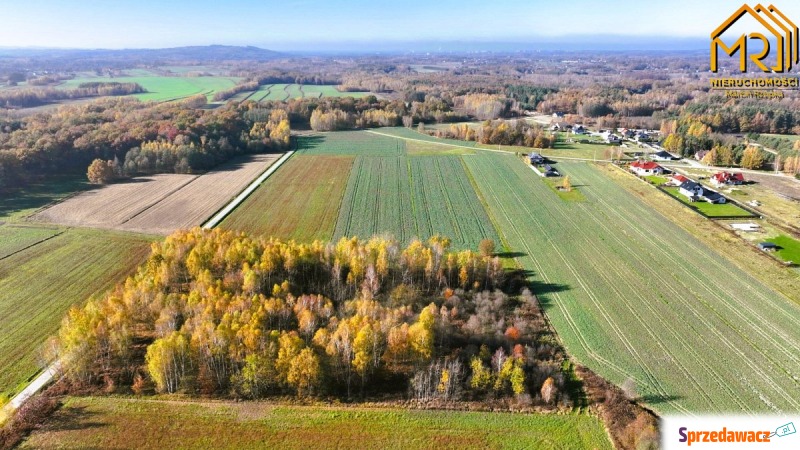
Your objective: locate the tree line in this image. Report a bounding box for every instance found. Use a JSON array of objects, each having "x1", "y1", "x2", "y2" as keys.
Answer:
[{"x1": 55, "y1": 229, "x2": 572, "y2": 407}]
